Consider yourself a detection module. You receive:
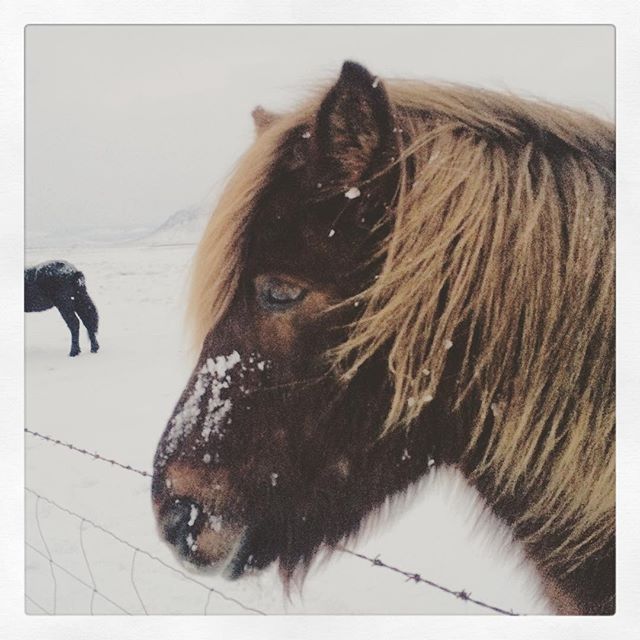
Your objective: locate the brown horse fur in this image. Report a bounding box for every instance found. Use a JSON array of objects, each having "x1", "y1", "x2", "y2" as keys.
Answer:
[{"x1": 152, "y1": 62, "x2": 614, "y2": 614}]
